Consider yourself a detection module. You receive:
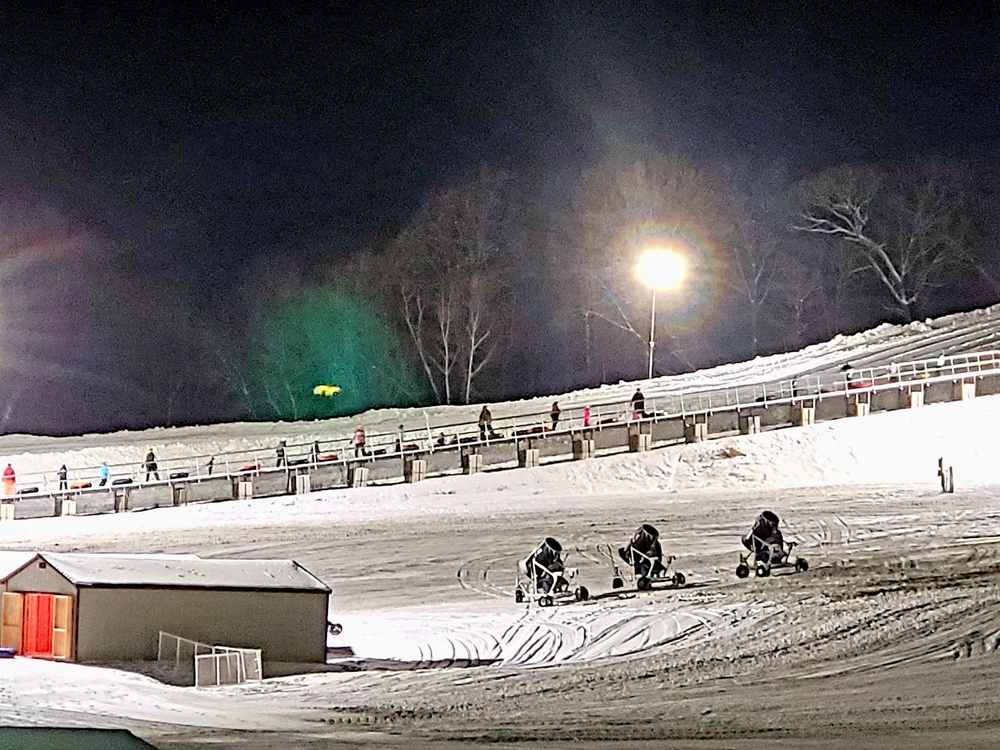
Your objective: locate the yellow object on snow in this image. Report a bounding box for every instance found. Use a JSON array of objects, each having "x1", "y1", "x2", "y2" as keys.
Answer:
[{"x1": 312, "y1": 384, "x2": 342, "y2": 397}]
